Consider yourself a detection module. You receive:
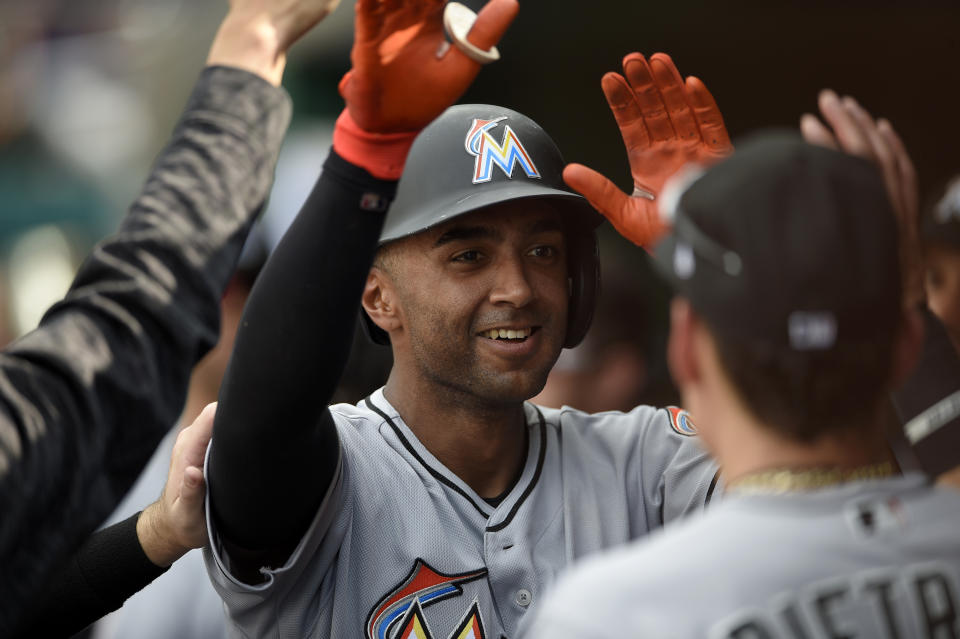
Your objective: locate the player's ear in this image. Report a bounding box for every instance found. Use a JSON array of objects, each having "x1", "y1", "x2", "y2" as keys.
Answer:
[
  {"x1": 362, "y1": 267, "x2": 403, "y2": 335},
  {"x1": 889, "y1": 306, "x2": 924, "y2": 388}
]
